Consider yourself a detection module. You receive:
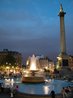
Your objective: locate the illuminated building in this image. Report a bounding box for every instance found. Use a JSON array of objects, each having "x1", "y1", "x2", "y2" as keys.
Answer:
[{"x1": 0, "y1": 49, "x2": 22, "y2": 66}]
